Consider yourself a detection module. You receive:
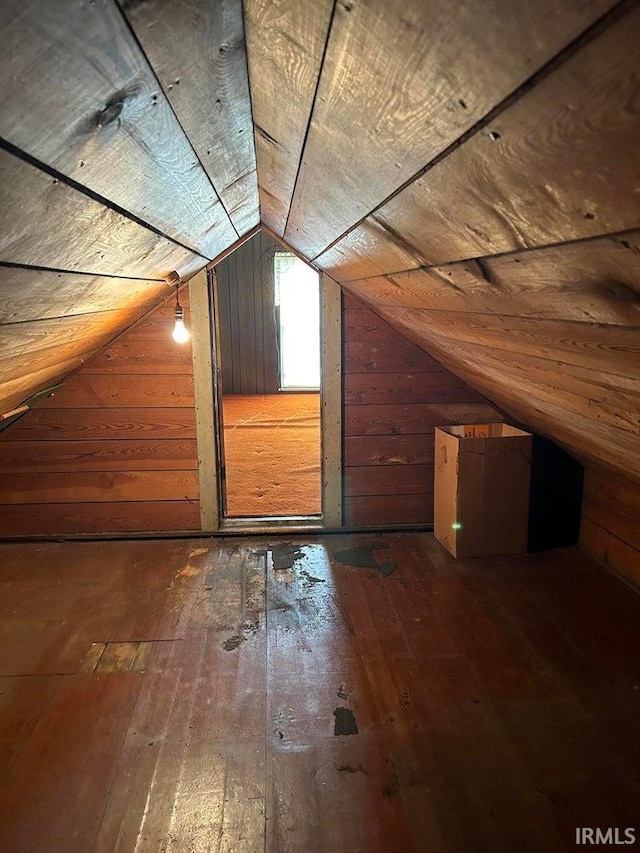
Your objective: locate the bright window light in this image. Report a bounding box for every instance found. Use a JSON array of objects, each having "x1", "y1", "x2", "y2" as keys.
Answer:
[{"x1": 274, "y1": 253, "x2": 320, "y2": 390}]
